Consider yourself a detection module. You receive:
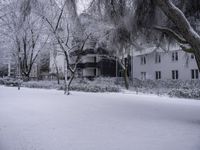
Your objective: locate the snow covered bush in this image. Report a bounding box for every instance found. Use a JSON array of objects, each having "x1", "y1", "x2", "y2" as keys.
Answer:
[
  {"x1": 69, "y1": 83, "x2": 120, "y2": 93},
  {"x1": 67, "y1": 77, "x2": 120, "y2": 92},
  {"x1": 0, "y1": 77, "x2": 21, "y2": 87},
  {"x1": 1, "y1": 77, "x2": 200, "y2": 97},
  {"x1": 130, "y1": 79, "x2": 200, "y2": 99},
  {"x1": 0, "y1": 78, "x2": 4, "y2": 85},
  {"x1": 22, "y1": 81, "x2": 61, "y2": 90},
  {"x1": 168, "y1": 88, "x2": 200, "y2": 99},
  {"x1": 70, "y1": 84, "x2": 119, "y2": 92},
  {"x1": 20, "y1": 78, "x2": 120, "y2": 93}
]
